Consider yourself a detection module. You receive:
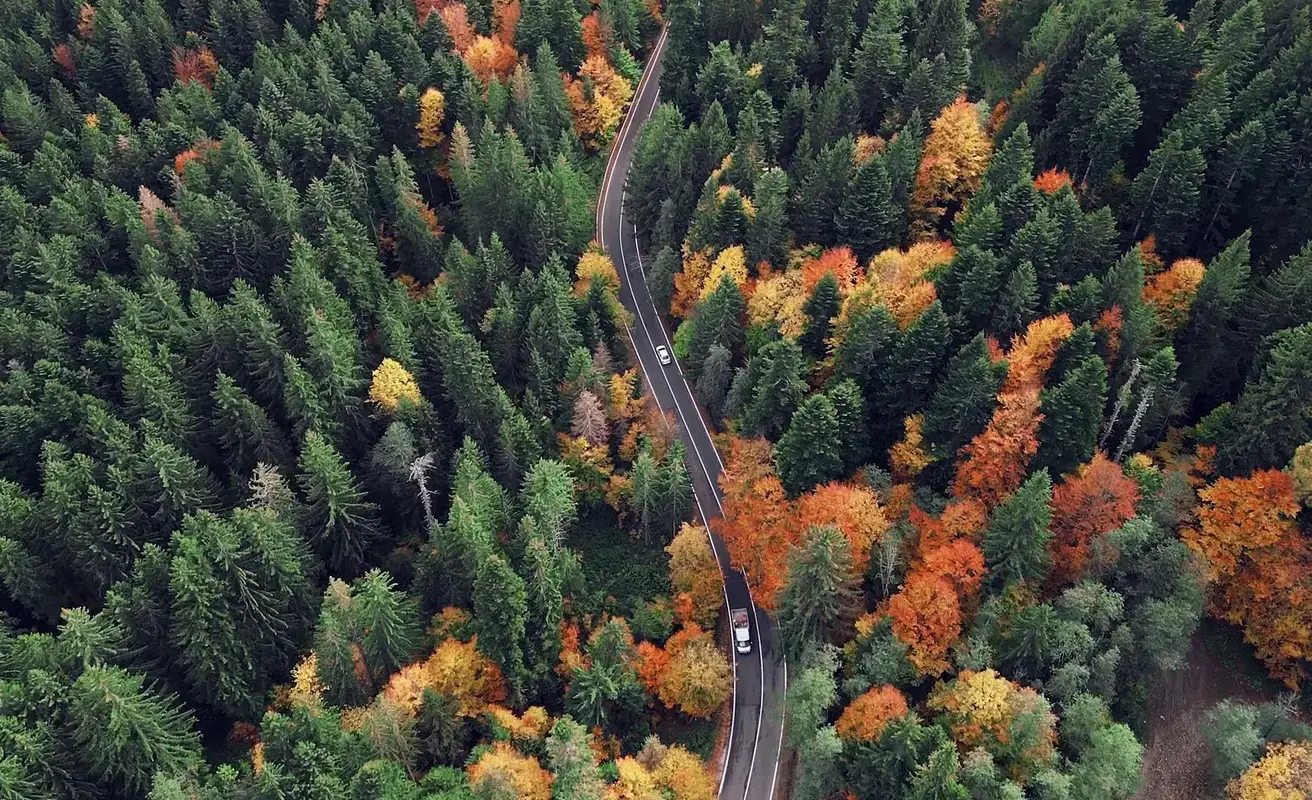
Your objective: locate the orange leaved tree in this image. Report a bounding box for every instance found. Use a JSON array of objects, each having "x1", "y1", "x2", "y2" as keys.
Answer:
[
  {"x1": 1184, "y1": 470, "x2": 1312, "y2": 686},
  {"x1": 1048, "y1": 453, "x2": 1140, "y2": 585},
  {"x1": 796, "y1": 481, "x2": 889, "y2": 576},
  {"x1": 714, "y1": 437, "x2": 799, "y2": 609},
  {"x1": 835, "y1": 684, "x2": 910, "y2": 741},
  {"x1": 885, "y1": 573, "x2": 962, "y2": 676},
  {"x1": 910, "y1": 97, "x2": 993, "y2": 235}
]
